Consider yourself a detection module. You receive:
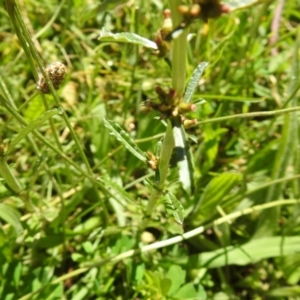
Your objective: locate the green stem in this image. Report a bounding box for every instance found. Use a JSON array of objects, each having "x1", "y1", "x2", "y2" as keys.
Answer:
[
  {"x1": 138, "y1": 0, "x2": 189, "y2": 229},
  {"x1": 168, "y1": 0, "x2": 188, "y2": 94},
  {"x1": 197, "y1": 105, "x2": 300, "y2": 126}
]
